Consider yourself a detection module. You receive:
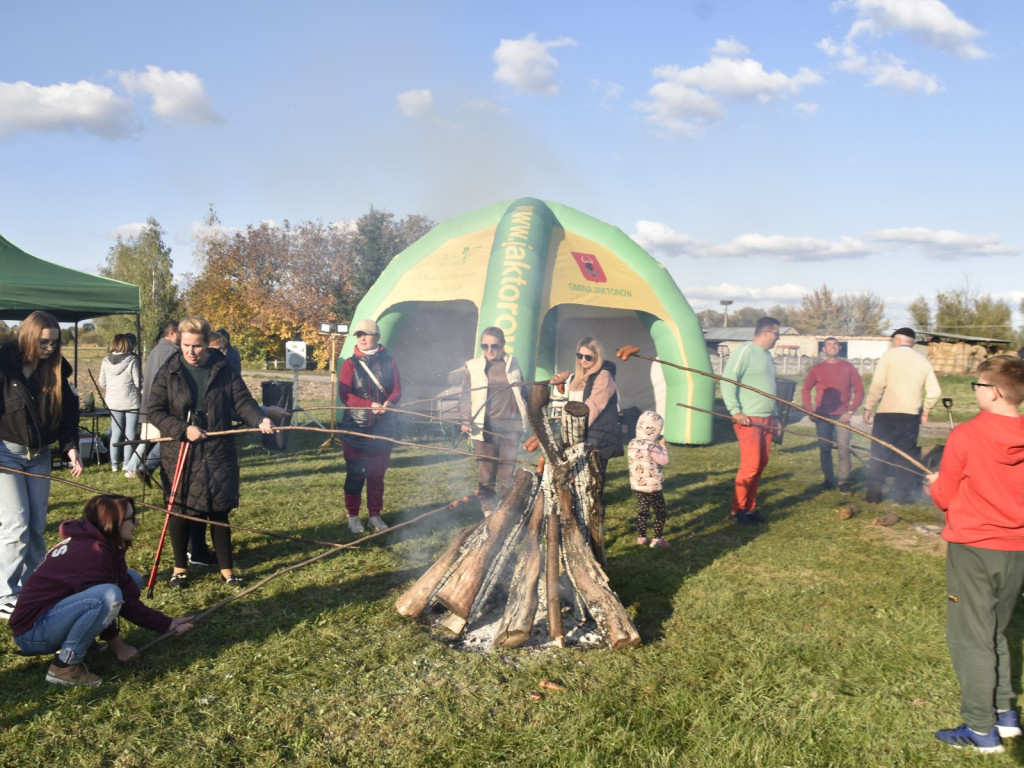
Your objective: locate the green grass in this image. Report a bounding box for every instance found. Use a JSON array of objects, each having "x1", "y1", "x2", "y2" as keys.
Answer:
[{"x1": 3, "y1": 394, "x2": 1024, "y2": 768}]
